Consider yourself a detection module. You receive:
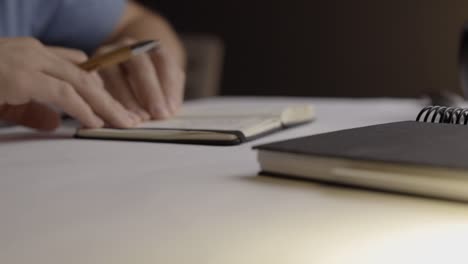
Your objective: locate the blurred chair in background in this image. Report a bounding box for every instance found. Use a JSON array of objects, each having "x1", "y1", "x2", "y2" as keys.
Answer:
[{"x1": 182, "y1": 34, "x2": 224, "y2": 99}]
